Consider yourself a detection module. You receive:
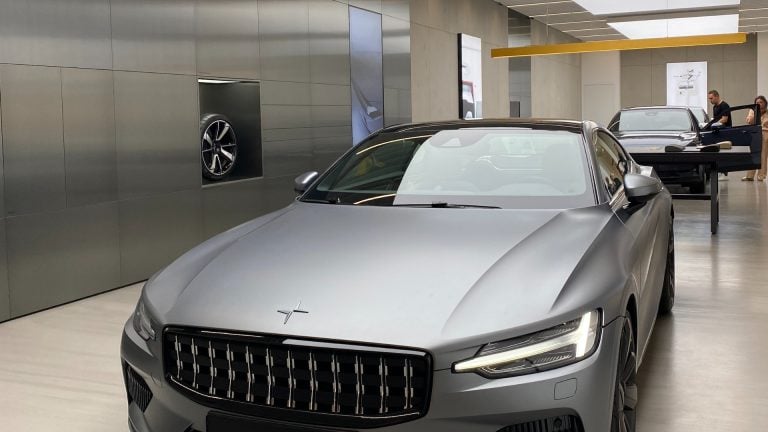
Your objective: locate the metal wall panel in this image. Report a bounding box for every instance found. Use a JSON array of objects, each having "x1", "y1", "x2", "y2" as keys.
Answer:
[
  {"x1": 119, "y1": 190, "x2": 203, "y2": 285},
  {"x1": 311, "y1": 84, "x2": 352, "y2": 106},
  {"x1": 0, "y1": 65, "x2": 66, "y2": 216},
  {"x1": 114, "y1": 72, "x2": 200, "y2": 199},
  {"x1": 6, "y1": 203, "x2": 120, "y2": 317},
  {"x1": 312, "y1": 105, "x2": 352, "y2": 128},
  {"x1": 196, "y1": 0, "x2": 261, "y2": 79},
  {"x1": 258, "y1": 175, "x2": 300, "y2": 214},
  {"x1": 0, "y1": 0, "x2": 112, "y2": 69},
  {"x1": 111, "y1": 0, "x2": 196, "y2": 74},
  {"x1": 261, "y1": 81, "x2": 312, "y2": 106},
  {"x1": 313, "y1": 135, "x2": 351, "y2": 170},
  {"x1": 0, "y1": 220, "x2": 8, "y2": 322},
  {"x1": 309, "y1": 1, "x2": 351, "y2": 85},
  {"x1": 0, "y1": 105, "x2": 4, "y2": 218},
  {"x1": 349, "y1": 0, "x2": 382, "y2": 13},
  {"x1": 381, "y1": 0, "x2": 410, "y2": 20},
  {"x1": 383, "y1": 16, "x2": 412, "y2": 90},
  {"x1": 62, "y1": 68, "x2": 118, "y2": 207},
  {"x1": 259, "y1": 0, "x2": 311, "y2": 83},
  {"x1": 262, "y1": 105, "x2": 313, "y2": 130},
  {"x1": 202, "y1": 180, "x2": 264, "y2": 238},
  {"x1": 262, "y1": 139, "x2": 314, "y2": 178}
]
